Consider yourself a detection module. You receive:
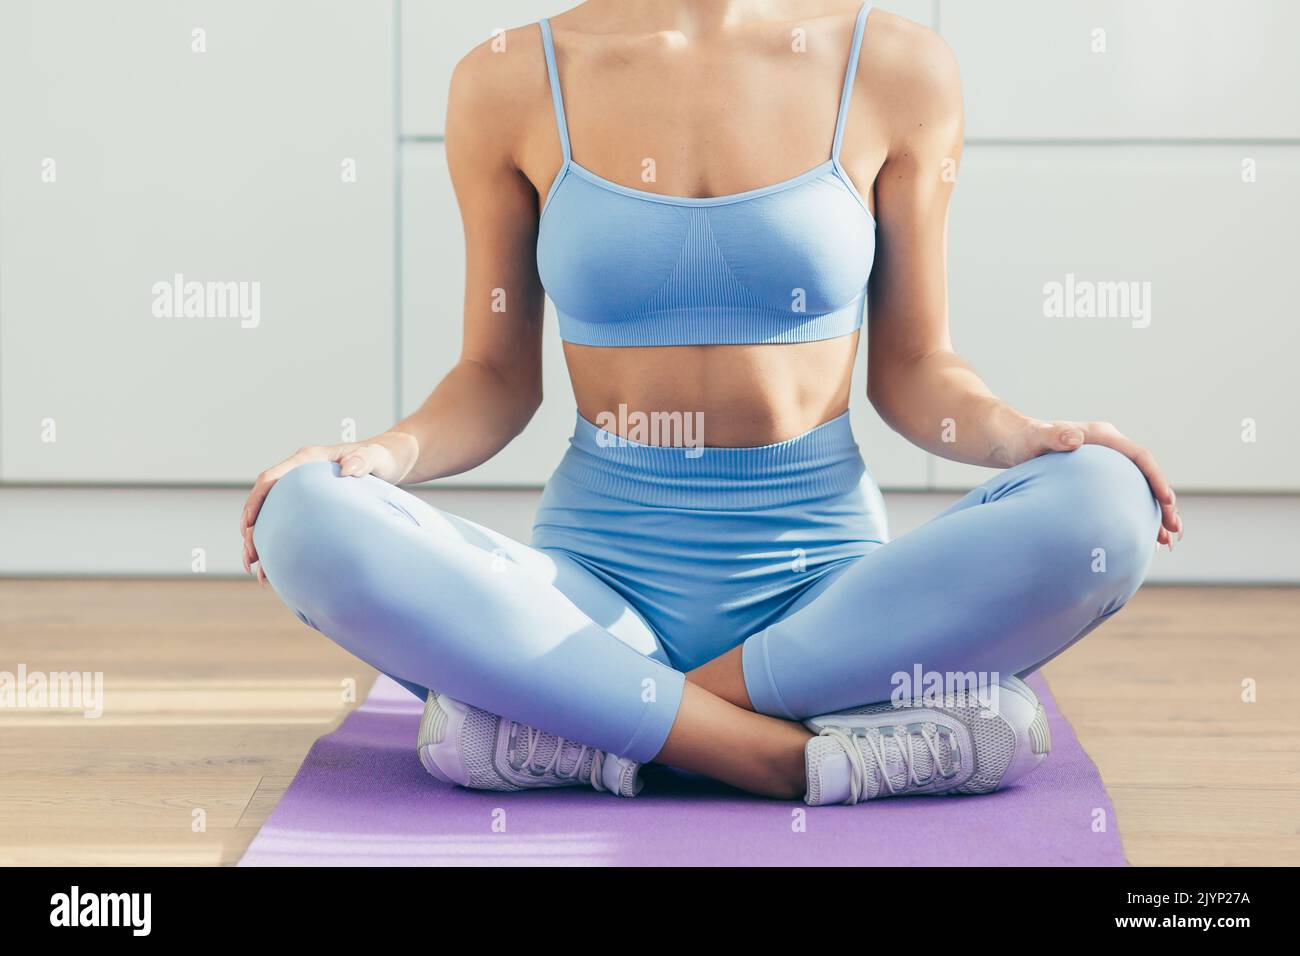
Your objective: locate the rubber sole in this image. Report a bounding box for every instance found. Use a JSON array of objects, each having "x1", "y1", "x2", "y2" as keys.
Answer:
[{"x1": 416, "y1": 691, "x2": 459, "y2": 784}]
